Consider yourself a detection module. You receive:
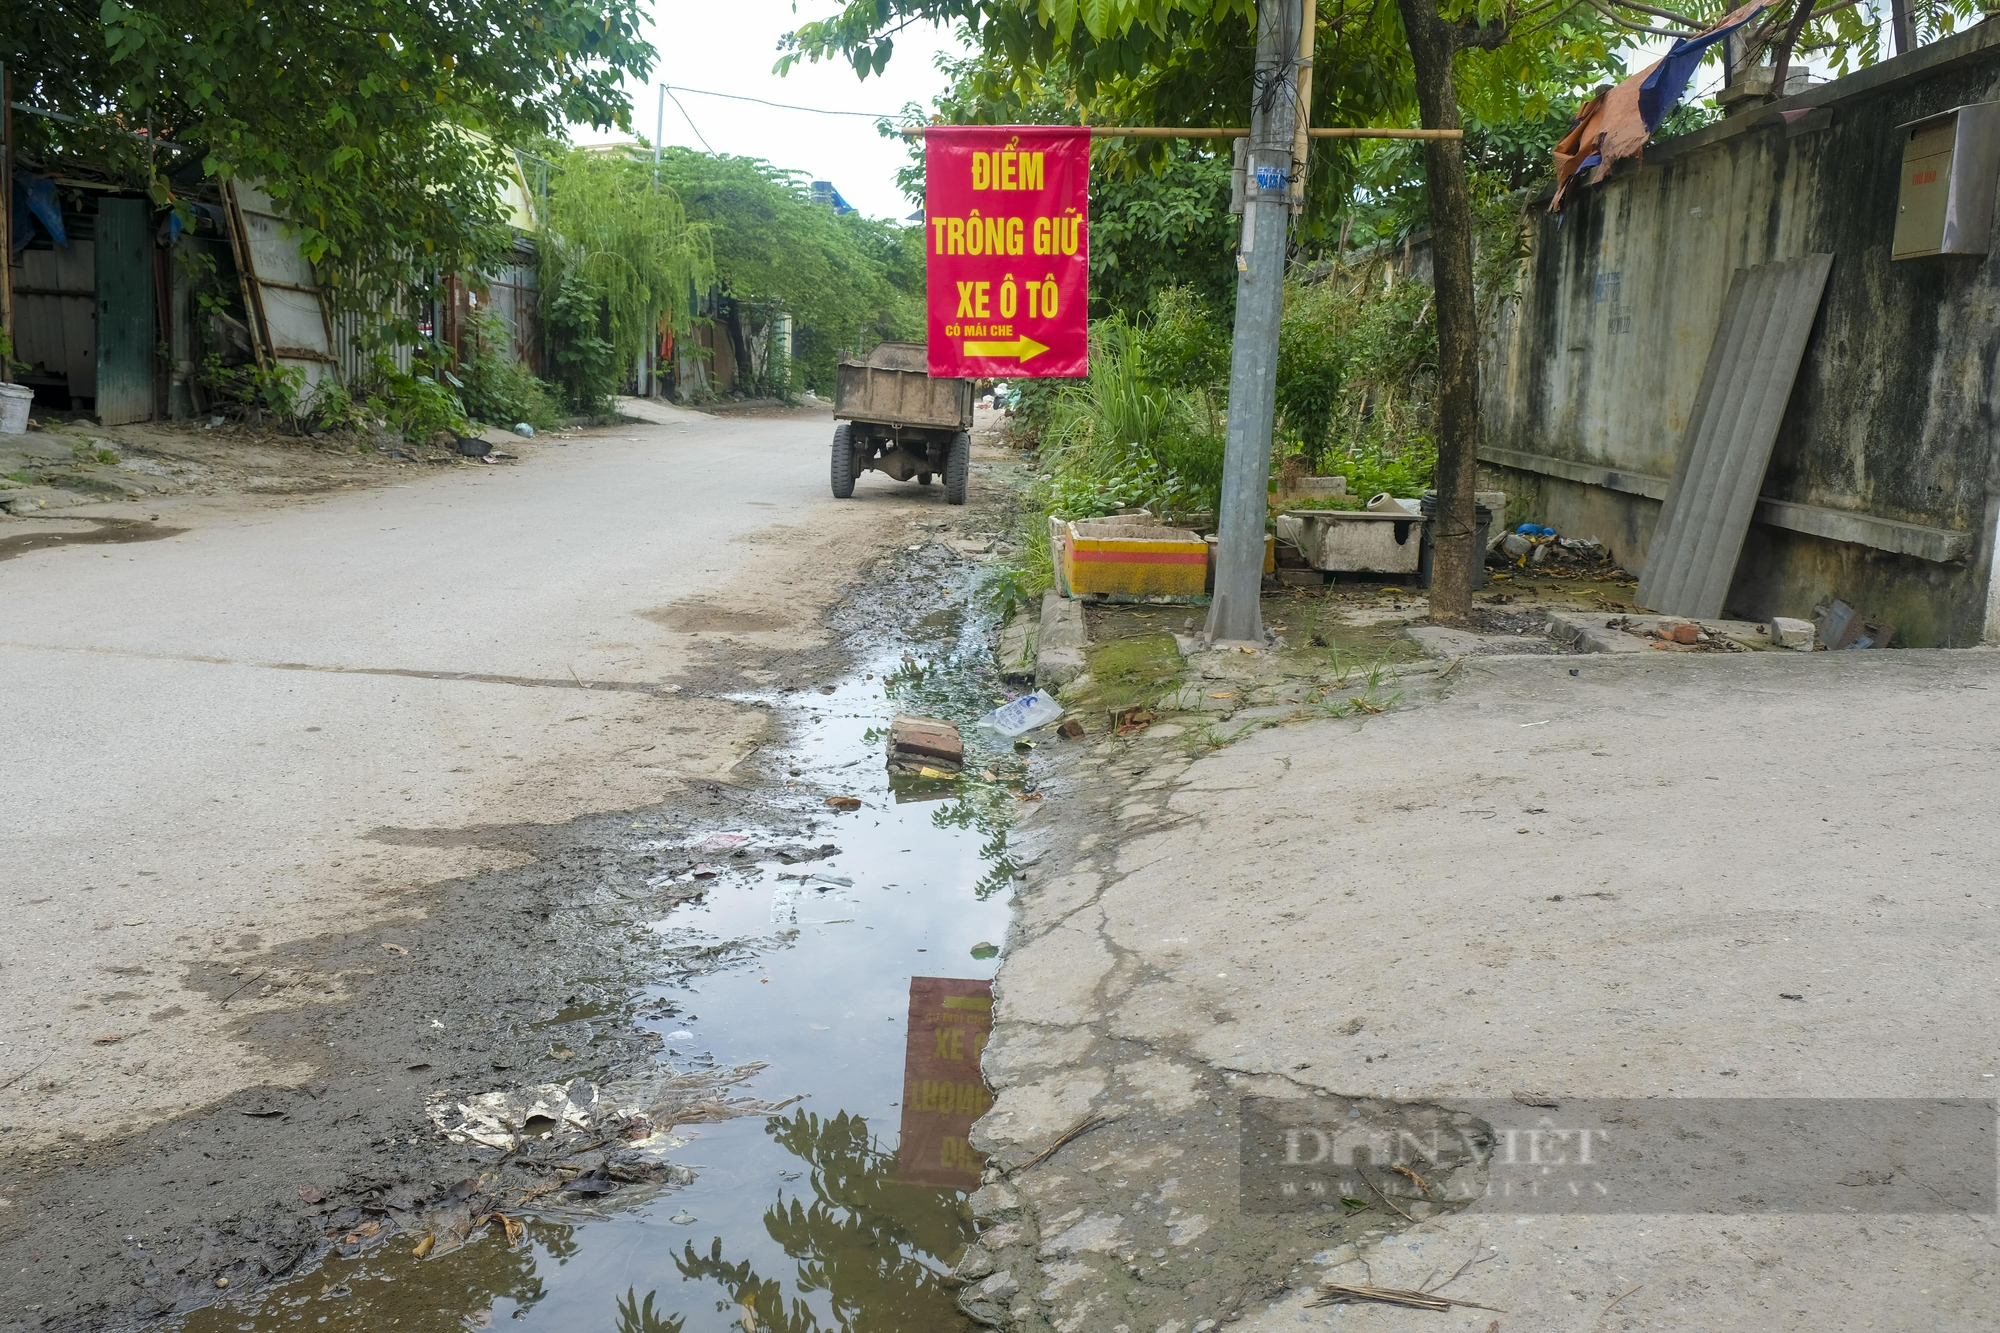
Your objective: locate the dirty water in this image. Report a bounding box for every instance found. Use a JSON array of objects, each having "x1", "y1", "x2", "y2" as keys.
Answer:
[
  {"x1": 180, "y1": 588, "x2": 1028, "y2": 1332},
  {"x1": 0, "y1": 518, "x2": 187, "y2": 561}
]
